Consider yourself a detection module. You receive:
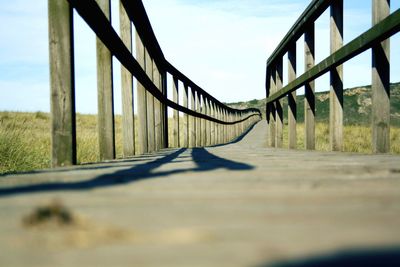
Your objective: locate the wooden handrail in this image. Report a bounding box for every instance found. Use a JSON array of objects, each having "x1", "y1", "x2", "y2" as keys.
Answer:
[
  {"x1": 49, "y1": 0, "x2": 261, "y2": 167},
  {"x1": 265, "y1": 0, "x2": 398, "y2": 153},
  {"x1": 267, "y1": 9, "x2": 400, "y2": 103}
]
